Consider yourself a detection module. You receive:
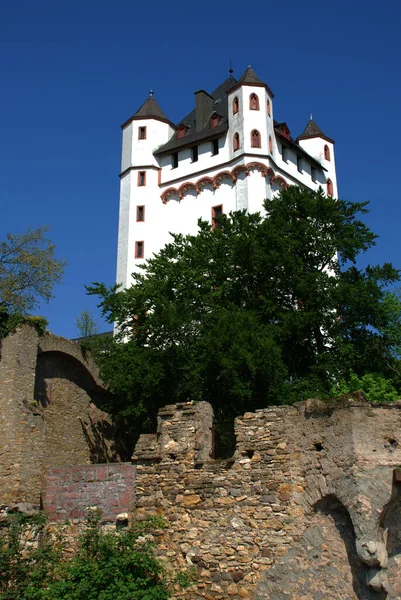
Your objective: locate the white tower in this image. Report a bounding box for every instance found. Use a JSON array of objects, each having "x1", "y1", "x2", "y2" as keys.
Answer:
[
  {"x1": 116, "y1": 93, "x2": 175, "y2": 288},
  {"x1": 297, "y1": 117, "x2": 338, "y2": 197}
]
